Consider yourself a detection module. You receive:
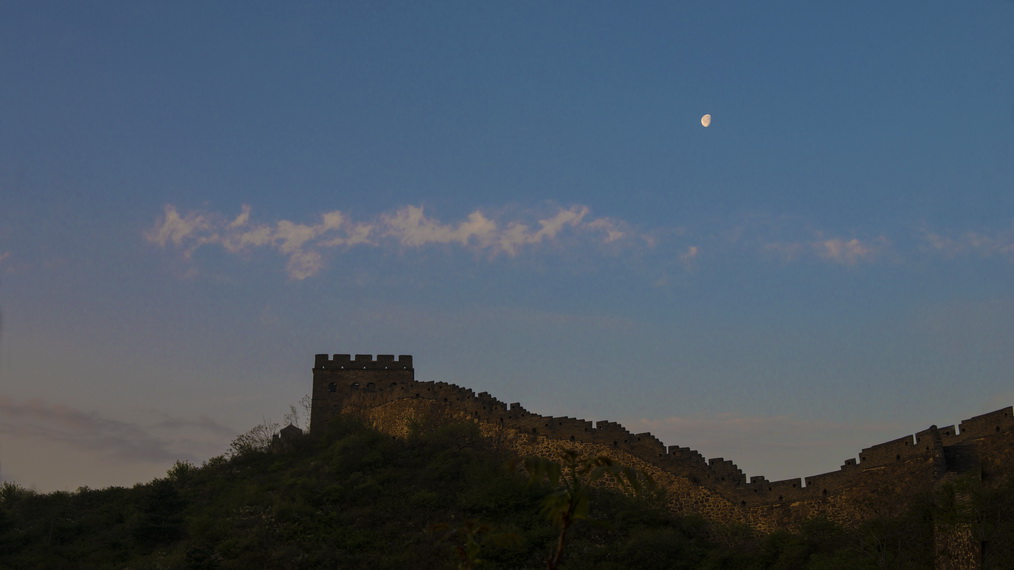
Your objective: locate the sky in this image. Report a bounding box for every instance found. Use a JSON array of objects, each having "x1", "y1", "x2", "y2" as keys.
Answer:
[{"x1": 2, "y1": 1, "x2": 1013, "y2": 492}]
